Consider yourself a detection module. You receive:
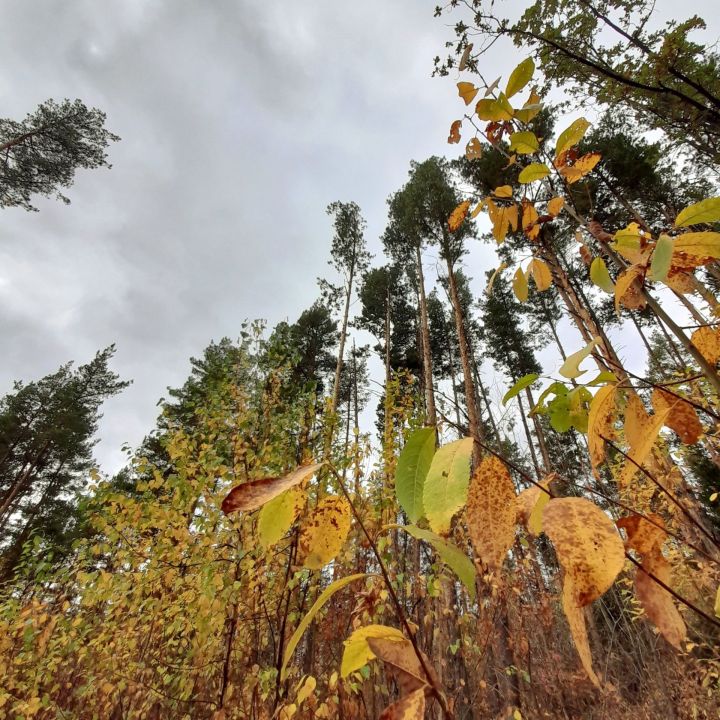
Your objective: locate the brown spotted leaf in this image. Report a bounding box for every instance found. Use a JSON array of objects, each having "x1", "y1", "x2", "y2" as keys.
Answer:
[
  {"x1": 651, "y1": 388, "x2": 702, "y2": 444},
  {"x1": 617, "y1": 513, "x2": 665, "y2": 556},
  {"x1": 448, "y1": 120, "x2": 462, "y2": 144},
  {"x1": 542, "y1": 497, "x2": 625, "y2": 606},
  {"x1": 691, "y1": 326, "x2": 720, "y2": 365},
  {"x1": 222, "y1": 463, "x2": 322, "y2": 514},
  {"x1": 614, "y1": 265, "x2": 646, "y2": 314},
  {"x1": 379, "y1": 688, "x2": 426, "y2": 720},
  {"x1": 466, "y1": 455, "x2": 517, "y2": 570},
  {"x1": 299, "y1": 495, "x2": 352, "y2": 570}
]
